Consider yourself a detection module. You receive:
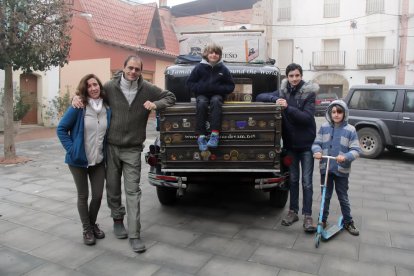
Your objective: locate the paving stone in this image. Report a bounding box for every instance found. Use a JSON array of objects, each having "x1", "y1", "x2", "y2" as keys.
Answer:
[
  {"x1": 190, "y1": 234, "x2": 259, "y2": 260},
  {"x1": 250, "y1": 245, "x2": 323, "y2": 274},
  {"x1": 0, "y1": 201, "x2": 32, "y2": 219},
  {"x1": 144, "y1": 224, "x2": 200, "y2": 247},
  {"x1": 363, "y1": 199, "x2": 410, "y2": 212},
  {"x1": 396, "y1": 266, "x2": 414, "y2": 276},
  {"x1": 27, "y1": 197, "x2": 70, "y2": 212},
  {"x1": 138, "y1": 243, "x2": 211, "y2": 274},
  {"x1": 319, "y1": 254, "x2": 395, "y2": 276},
  {"x1": 235, "y1": 227, "x2": 297, "y2": 248},
  {"x1": 360, "y1": 243, "x2": 414, "y2": 270},
  {"x1": 45, "y1": 219, "x2": 83, "y2": 241},
  {"x1": 350, "y1": 206, "x2": 388, "y2": 220},
  {"x1": 11, "y1": 210, "x2": 71, "y2": 231},
  {"x1": 141, "y1": 207, "x2": 193, "y2": 228},
  {"x1": 78, "y1": 252, "x2": 159, "y2": 276},
  {"x1": 29, "y1": 238, "x2": 105, "y2": 269},
  {"x1": 359, "y1": 230, "x2": 391, "y2": 247},
  {"x1": 293, "y1": 235, "x2": 358, "y2": 260},
  {"x1": 197, "y1": 255, "x2": 278, "y2": 276},
  {"x1": 152, "y1": 267, "x2": 193, "y2": 276},
  {"x1": 0, "y1": 247, "x2": 45, "y2": 276},
  {"x1": 0, "y1": 219, "x2": 18, "y2": 234},
  {"x1": 364, "y1": 218, "x2": 414, "y2": 236},
  {"x1": 390, "y1": 233, "x2": 414, "y2": 251},
  {"x1": 181, "y1": 218, "x2": 243, "y2": 238},
  {"x1": 0, "y1": 225, "x2": 59, "y2": 252},
  {"x1": 25, "y1": 263, "x2": 88, "y2": 276},
  {"x1": 13, "y1": 183, "x2": 53, "y2": 194},
  {"x1": 2, "y1": 192, "x2": 42, "y2": 206},
  {"x1": 387, "y1": 210, "x2": 414, "y2": 223},
  {"x1": 0, "y1": 187, "x2": 15, "y2": 197},
  {"x1": 278, "y1": 269, "x2": 316, "y2": 276},
  {"x1": 37, "y1": 188, "x2": 75, "y2": 202}
]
